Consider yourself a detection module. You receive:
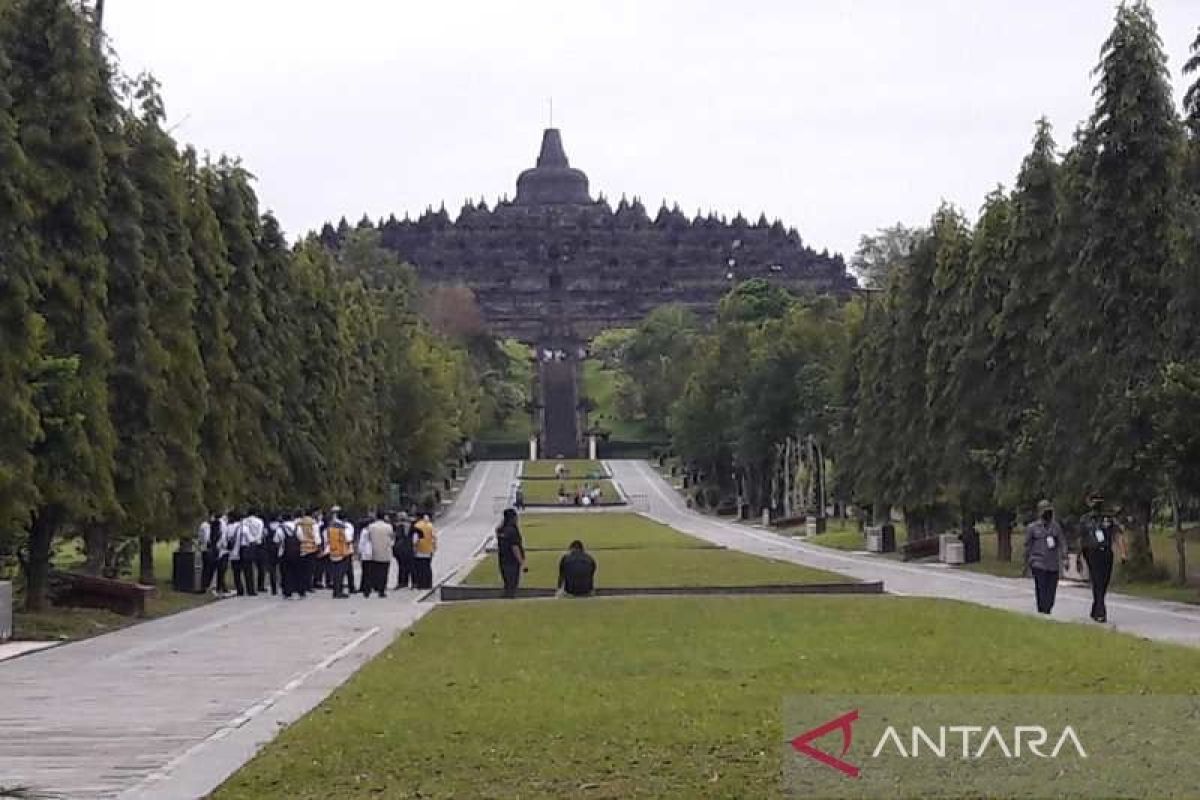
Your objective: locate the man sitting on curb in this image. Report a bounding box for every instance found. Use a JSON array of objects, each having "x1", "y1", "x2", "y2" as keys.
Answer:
[{"x1": 557, "y1": 540, "x2": 596, "y2": 597}]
